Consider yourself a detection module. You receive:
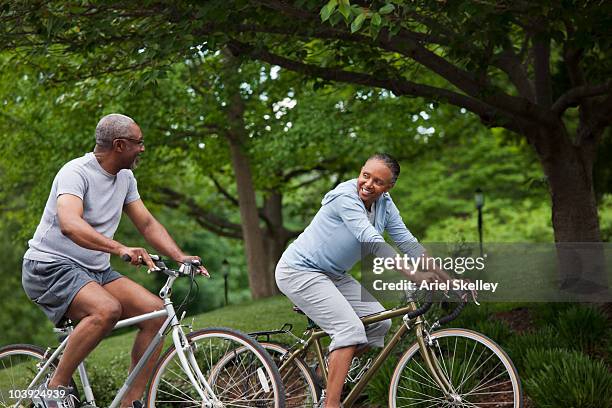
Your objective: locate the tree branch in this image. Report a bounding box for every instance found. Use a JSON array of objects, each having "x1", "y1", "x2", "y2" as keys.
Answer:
[
  {"x1": 157, "y1": 186, "x2": 243, "y2": 239},
  {"x1": 493, "y1": 47, "x2": 535, "y2": 102},
  {"x1": 209, "y1": 174, "x2": 239, "y2": 207},
  {"x1": 227, "y1": 39, "x2": 510, "y2": 125},
  {"x1": 245, "y1": 1, "x2": 487, "y2": 98},
  {"x1": 589, "y1": 95, "x2": 612, "y2": 141},
  {"x1": 552, "y1": 81, "x2": 612, "y2": 116},
  {"x1": 533, "y1": 33, "x2": 553, "y2": 108}
]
